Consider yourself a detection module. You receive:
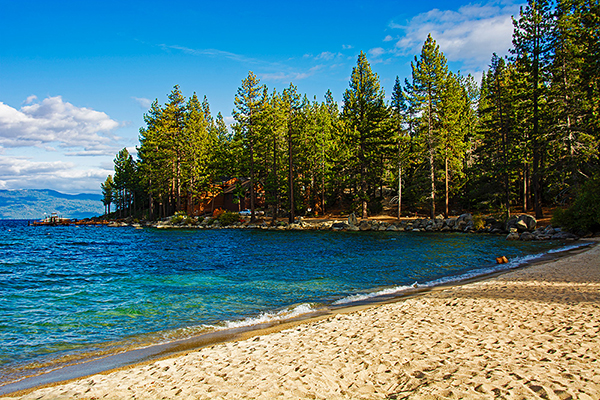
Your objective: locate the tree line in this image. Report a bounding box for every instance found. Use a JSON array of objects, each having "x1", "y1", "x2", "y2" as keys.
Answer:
[{"x1": 102, "y1": 0, "x2": 599, "y2": 225}]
